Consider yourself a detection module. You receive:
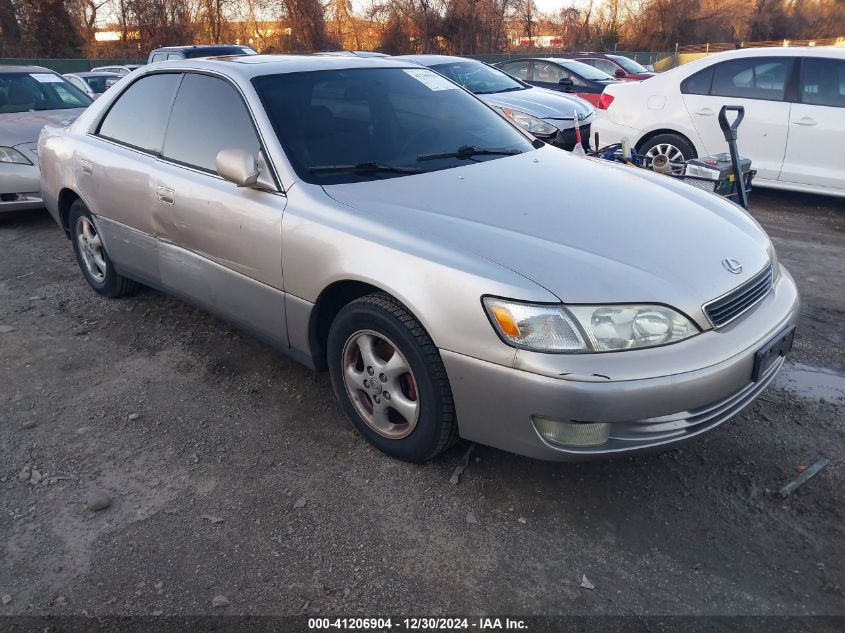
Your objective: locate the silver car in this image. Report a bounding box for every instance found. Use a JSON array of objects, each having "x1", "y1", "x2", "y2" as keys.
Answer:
[
  {"x1": 399, "y1": 55, "x2": 595, "y2": 151},
  {"x1": 63, "y1": 72, "x2": 123, "y2": 100},
  {"x1": 1, "y1": 66, "x2": 90, "y2": 214},
  {"x1": 39, "y1": 55, "x2": 800, "y2": 462}
]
